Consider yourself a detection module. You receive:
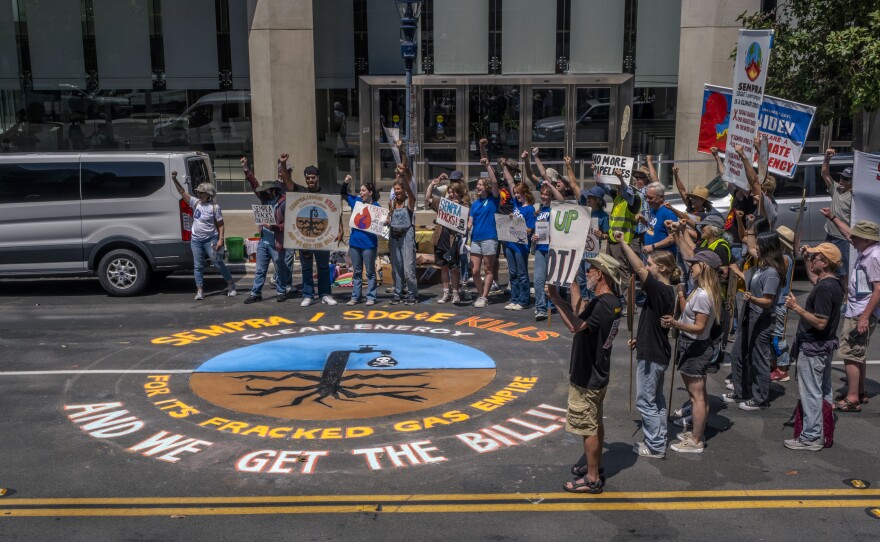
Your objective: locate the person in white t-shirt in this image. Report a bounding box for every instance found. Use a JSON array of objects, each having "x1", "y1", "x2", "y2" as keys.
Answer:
[
  {"x1": 661, "y1": 249, "x2": 722, "y2": 454},
  {"x1": 172, "y1": 172, "x2": 236, "y2": 300}
]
